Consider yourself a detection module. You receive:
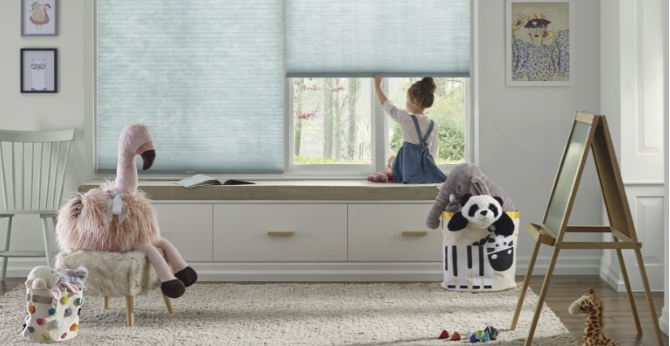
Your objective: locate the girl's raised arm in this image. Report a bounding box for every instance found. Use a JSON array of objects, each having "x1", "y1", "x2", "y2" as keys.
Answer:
[{"x1": 374, "y1": 75, "x2": 388, "y2": 106}]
